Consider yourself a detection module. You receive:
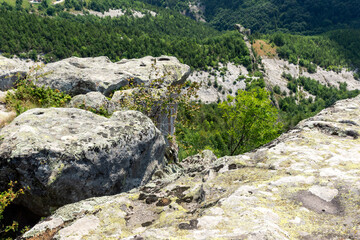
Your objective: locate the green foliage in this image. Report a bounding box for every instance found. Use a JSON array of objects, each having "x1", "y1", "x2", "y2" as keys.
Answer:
[
  {"x1": 0, "y1": 181, "x2": 27, "y2": 239},
  {"x1": 273, "y1": 85, "x2": 281, "y2": 94},
  {"x1": 354, "y1": 72, "x2": 360, "y2": 80},
  {"x1": 114, "y1": 76, "x2": 199, "y2": 127},
  {"x1": 149, "y1": 0, "x2": 360, "y2": 34},
  {"x1": 218, "y1": 88, "x2": 282, "y2": 155},
  {"x1": 78, "y1": 105, "x2": 111, "y2": 118},
  {"x1": 245, "y1": 77, "x2": 265, "y2": 91},
  {"x1": 0, "y1": 8, "x2": 249, "y2": 70},
  {"x1": 177, "y1": 88, "x2": 282, "y2": 159},
  {"x1": 5, "y1": 67, "x2": 71, "y2": 115},
  {"x1": 264, "y1": 30, "x2": 360, "y2": 71},
  {"x1": 176, "y1": 103, "x2": 228, "y2": 159},
  {"x1": 279, "y1": 75, "x2": 360, "y2": 129}
]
